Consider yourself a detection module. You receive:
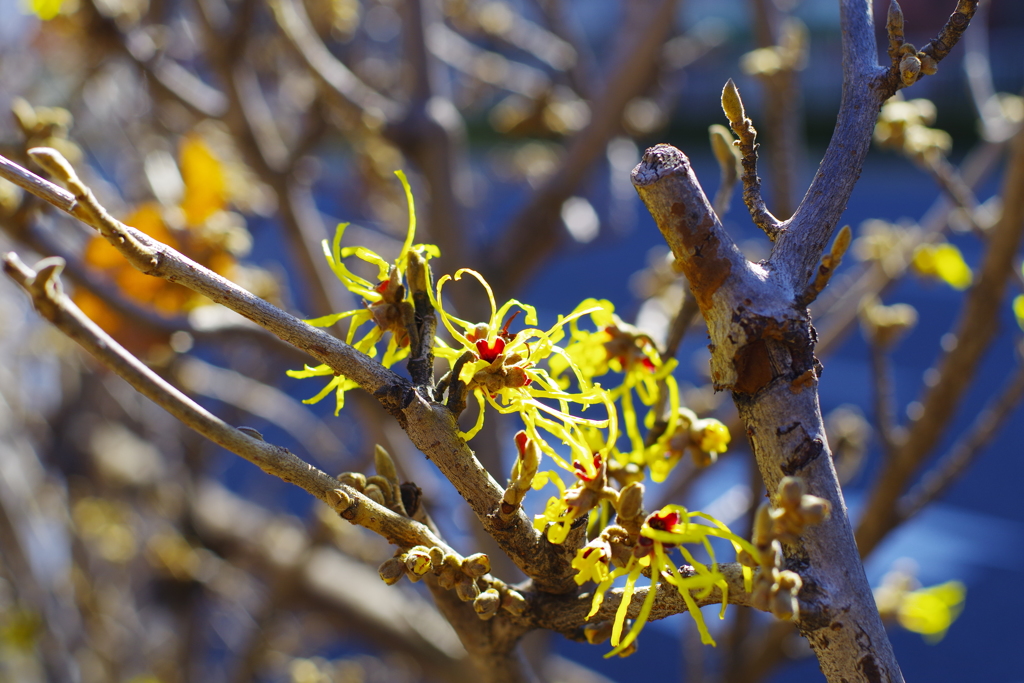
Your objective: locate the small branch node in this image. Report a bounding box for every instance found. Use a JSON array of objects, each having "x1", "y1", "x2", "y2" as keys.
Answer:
[{"x1": 798, "y1": 225, "x2": 851, "y2": 306}]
